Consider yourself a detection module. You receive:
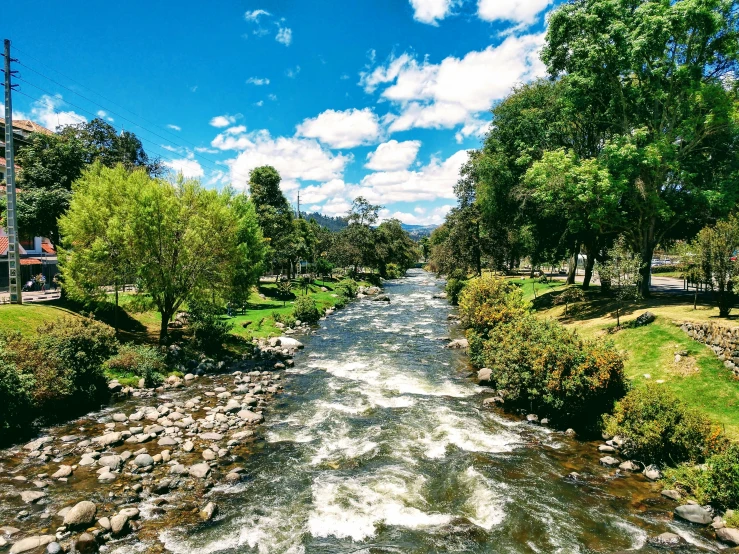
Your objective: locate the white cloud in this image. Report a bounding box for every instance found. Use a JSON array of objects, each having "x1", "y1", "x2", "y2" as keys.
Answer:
[
  {"x1": 285, "y1": 66, "x2": 301, "y2": 79},
  {"x1": 164, "y1": 154, "x2": 204, "y2": 178},
  {"x1": 353, "y1": 149, "x2": 468, "y2": 203},
  {"x1": 167, "y1": 124, "x2": 182, "y2": 131},
  {"x1": 209, "y1": 114, "x2": 241, "y2": 128},
  {"x1": 245, "y1": 9, "x2": 270, "y2": 21},
  {"x1": 28, "y1": 95, "x2": 86, "y2": 131},
  {"x1": 96, "y1": 110, "x2": 114, "y2": 122},
  {"x1": 365, "y1": 140, "x2": 421, "y2": 171},
  {"x1": 299, "y1": 179, "x2": 348, "y2": 204},
  {"x1": 477, "y1": 0, "x2": 552, "y2": 24},
  {"x1": 268, "y1": 94, "x2": 278, "y2": 101},
  {"x1": 276, "y1": 26, "x2": 292, "y2": 46},
  {"x1": 361, "y1": 34, "x2": 545, "y2": 134},
  {"x1": 409, "y1": 0, "x2": 457, "y2": 25},
  {"x1": 318, "y1": 197, "x2": 353, "y2": 217},
  {"x1": 382, "y1": 204, "x2": 454, "y2": 225},
  {"x1": 217, "y1": 129, "x2": 352, "y2": 190},
  {"x1": 255, "y1": 100, "x2": 264, "y2": 107},
  {"x1": 195, "y1": 146, "x2": 218, "y2": 154},
  {"x1": 296, "y1": 108, "x2": 381, "y2": 149},
  {"x1": 246, "y1": 77, "x2": 270, "y2": 86}
]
